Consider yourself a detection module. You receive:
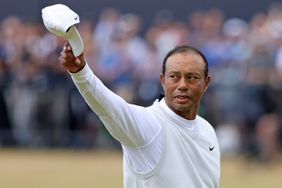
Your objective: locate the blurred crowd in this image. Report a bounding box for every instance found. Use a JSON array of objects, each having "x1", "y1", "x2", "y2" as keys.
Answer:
[{"x1": 0, "y1": 5, "x2": 282, "y2": 162}]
